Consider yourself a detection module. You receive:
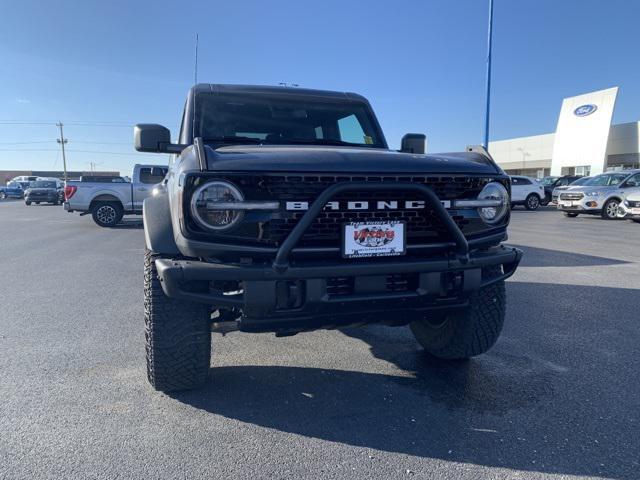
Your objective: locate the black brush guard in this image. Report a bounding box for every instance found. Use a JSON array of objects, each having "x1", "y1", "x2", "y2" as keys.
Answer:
[{"x1": 155, "y1": 182, "x2": 522, "y2": 331}]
